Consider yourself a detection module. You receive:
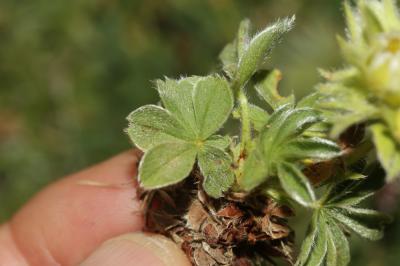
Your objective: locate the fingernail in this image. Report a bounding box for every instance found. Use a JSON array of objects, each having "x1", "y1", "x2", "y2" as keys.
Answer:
[{"x1": 80, "y1": 233, "x2": 190, "y2": 266}]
